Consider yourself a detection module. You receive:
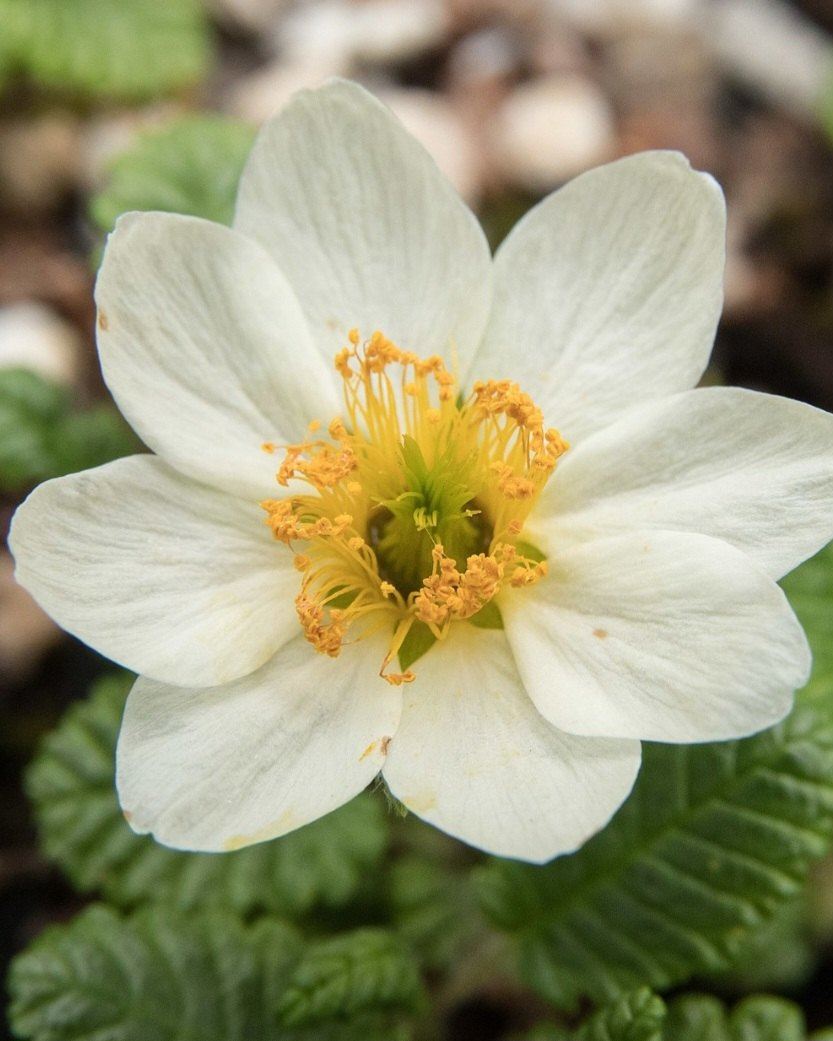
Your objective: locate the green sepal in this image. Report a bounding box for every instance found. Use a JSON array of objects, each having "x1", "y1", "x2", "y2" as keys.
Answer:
[
  {"x1": 398, "y1": 622, "x2": 437, "y2": 672},
  {"x1": 470, "y1": 601, "x2": 504, "y2": 629}
]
